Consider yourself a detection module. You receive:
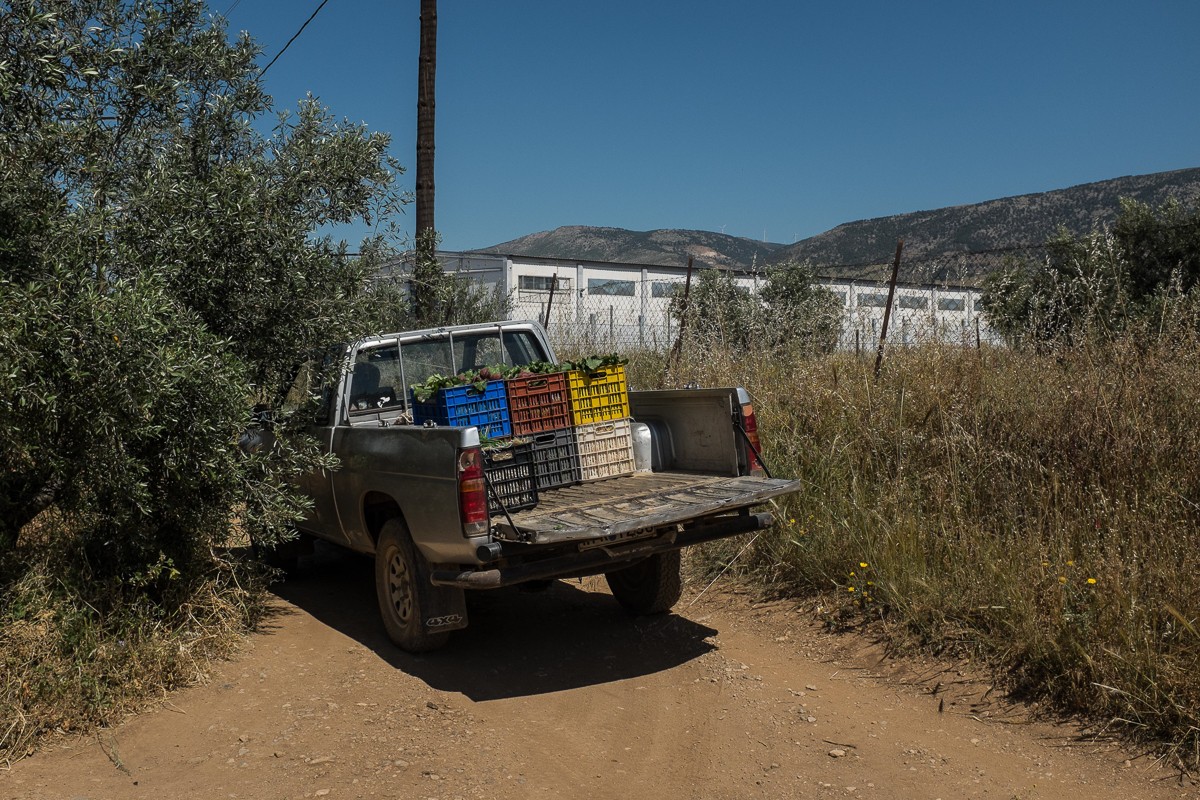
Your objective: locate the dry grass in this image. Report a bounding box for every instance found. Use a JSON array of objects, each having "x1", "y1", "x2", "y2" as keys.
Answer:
[
  {"x1": 6, "y1": 325, "x2": 1198, "y2": 766},
  {"x1": 626, "y1": 331, "x2": 1200, "y2": 763},
  {"x1": 0, "y1": 514, "x2": 268, "y2": 766}
]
